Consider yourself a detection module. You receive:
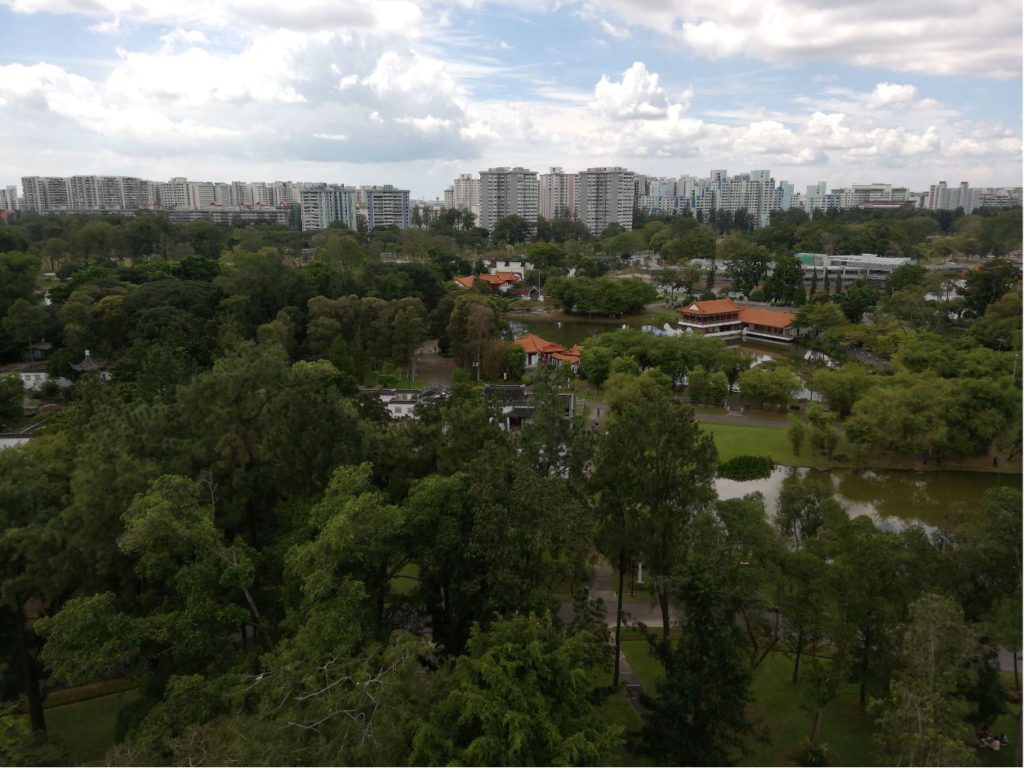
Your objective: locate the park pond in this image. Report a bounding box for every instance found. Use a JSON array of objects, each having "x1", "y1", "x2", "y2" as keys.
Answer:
[
  {"x1": 513, "y1": 311, "x2": 1020, "y2": 529},
  {"x1": 716, "y1": 466, "x2": 1019, "y2": 532}
]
